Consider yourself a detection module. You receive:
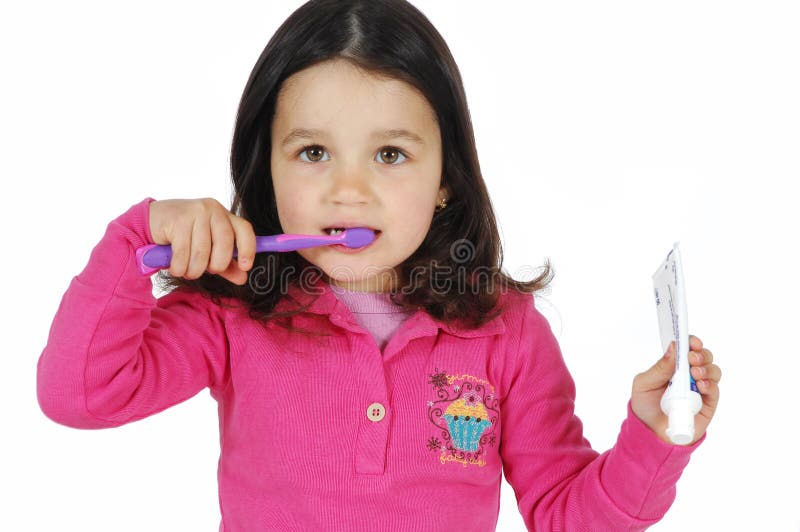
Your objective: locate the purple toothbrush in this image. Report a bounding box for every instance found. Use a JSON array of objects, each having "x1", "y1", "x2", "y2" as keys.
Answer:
[{"x1": 134, "y1": 227, "x2": 376, "y2": 276}]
